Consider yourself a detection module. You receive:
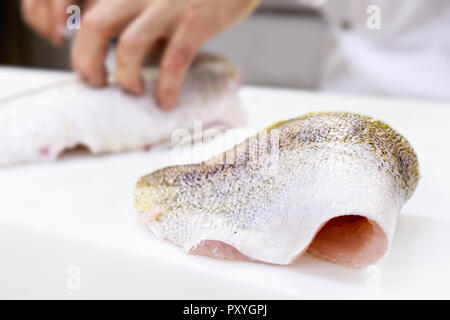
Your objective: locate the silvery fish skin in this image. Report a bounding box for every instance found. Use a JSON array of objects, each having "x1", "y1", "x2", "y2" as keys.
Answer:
[
  {"x1": 135, "y1": 112, "x2": 419, "y2": 267},
  {"x1": 0, "y1": 54, "x2": 245, "y2": 166}
]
